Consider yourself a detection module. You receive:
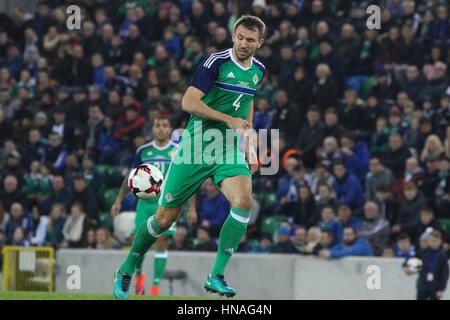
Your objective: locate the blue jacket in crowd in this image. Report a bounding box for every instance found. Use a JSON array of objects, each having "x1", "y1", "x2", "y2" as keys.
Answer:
[
  {"x1": 333, "y1": 173, "x2": 364, "y2": 209},
  {"x1": 200, "y1": 193, "x2": 230, "y2": 228},
  {"x1": 328, "y1": 237, "x2": 374, "y2": 259},
  {"x1": 341, "y1": 141, "x2": 370, "y2": 184}
]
